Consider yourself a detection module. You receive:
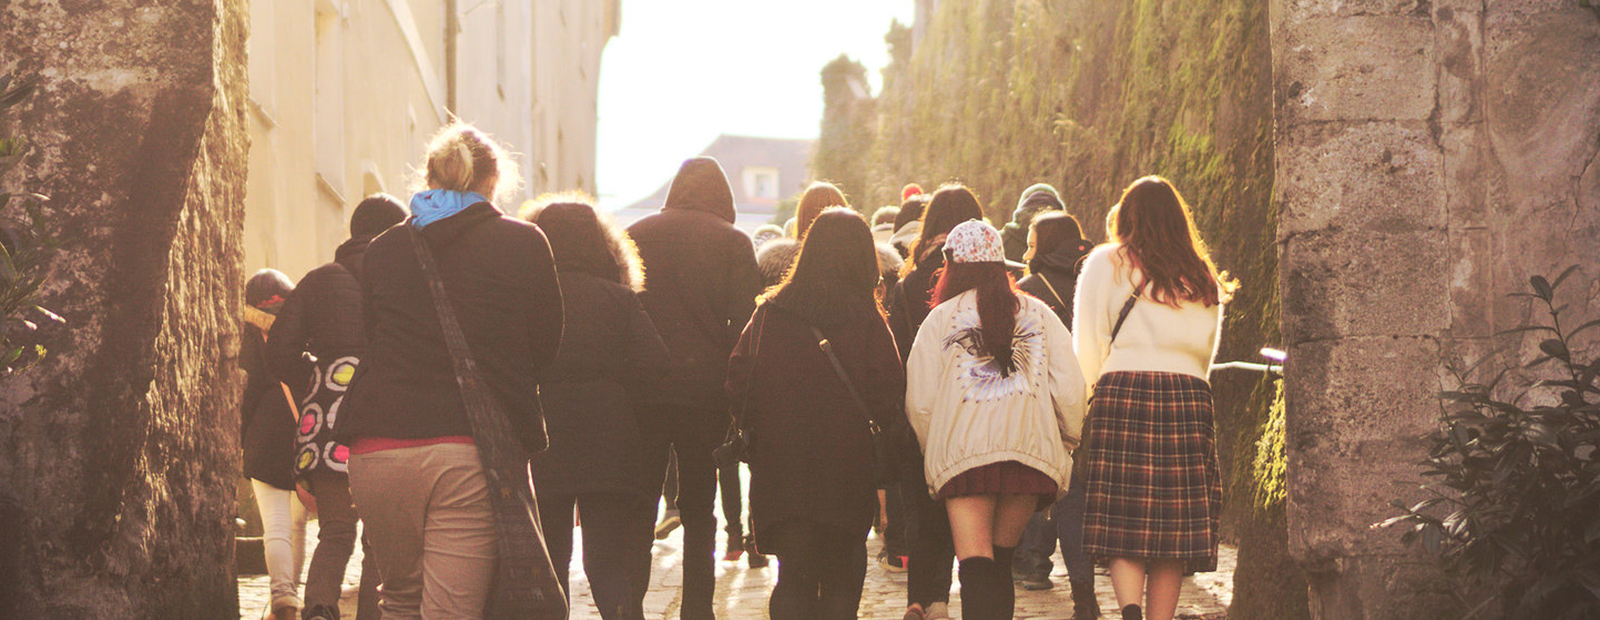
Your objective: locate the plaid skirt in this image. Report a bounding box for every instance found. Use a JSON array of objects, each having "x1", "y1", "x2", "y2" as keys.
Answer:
[
  {"x1": 936, "y1": 460, "x2": 1058, "y2": 502},
  {"x1": 1081, "y1": 371, "x2": 1221, "y2": 572}
]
